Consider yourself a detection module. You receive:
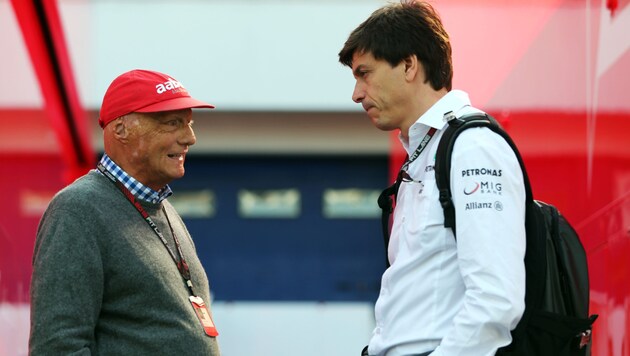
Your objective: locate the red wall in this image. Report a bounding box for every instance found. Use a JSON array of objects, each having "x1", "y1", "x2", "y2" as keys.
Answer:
[{"x1": 0, "y1": 153, "x2": 67, "y2": 303}]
